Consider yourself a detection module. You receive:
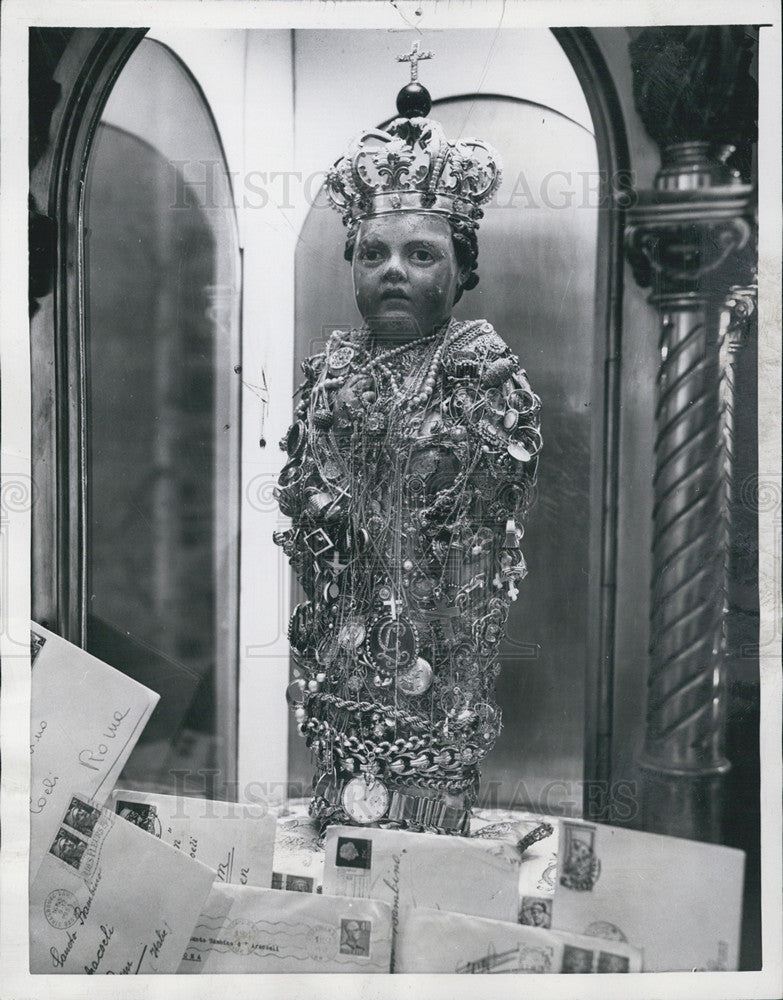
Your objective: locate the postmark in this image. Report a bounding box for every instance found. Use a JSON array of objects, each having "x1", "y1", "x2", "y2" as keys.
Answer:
[
  {"x1": 584, "y1": 920, "x2": 628, "y2": 942},
  {"x1": 226, "y1": 918, "x2": 256, "y2": 956},
  {"x1": 559, "y1": 822, "x2": 600, "y2": 891},
  {"x1": 44, "y1": 888, "x2": 79, "y2": 929},
  {"x1": 306, "y1": 923, "x2": 339, "y2": 962}
]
